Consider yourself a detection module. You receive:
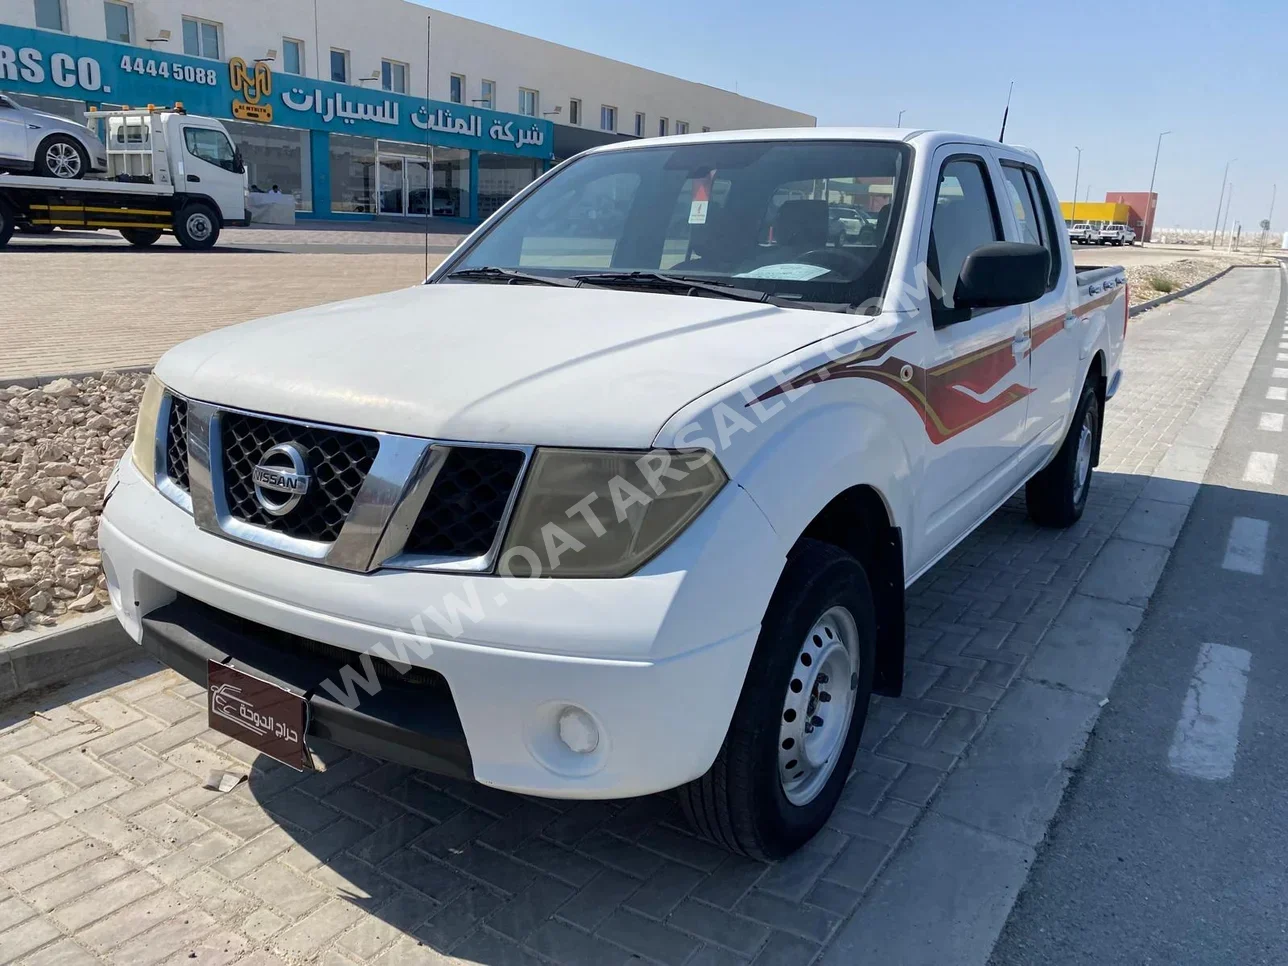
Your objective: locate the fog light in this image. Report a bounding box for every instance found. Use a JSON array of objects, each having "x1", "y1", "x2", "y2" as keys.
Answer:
[{"x1": 557, "y1": 707, "x2": 599, "y2": 755}]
